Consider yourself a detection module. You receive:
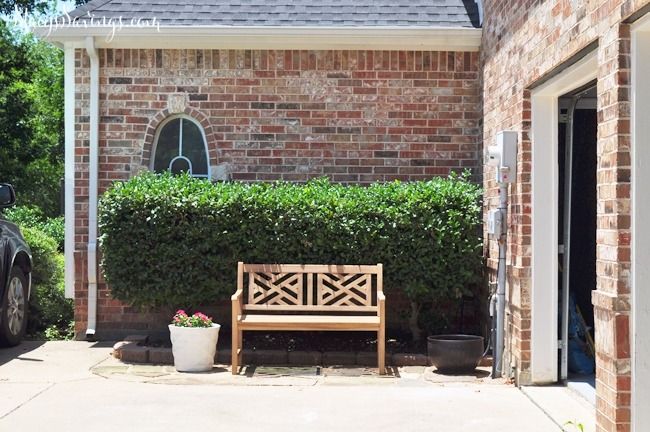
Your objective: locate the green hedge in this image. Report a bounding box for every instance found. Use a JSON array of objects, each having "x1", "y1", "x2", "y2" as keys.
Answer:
[
  {"x1": 99, "y1": 173, "x2": 482, "y2": 336},
  {"x1": 5, "y1": 206, "x2": 64, "y2": 251},
  {"x1": 19, "y1": 227, "x2": 73, "y2": 339}
]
